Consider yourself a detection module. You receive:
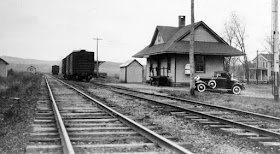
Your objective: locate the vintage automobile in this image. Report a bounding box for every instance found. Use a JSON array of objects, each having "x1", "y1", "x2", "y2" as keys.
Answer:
[{"x1": 194, "y1": 71, "x2": 245, "y2": 95}]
